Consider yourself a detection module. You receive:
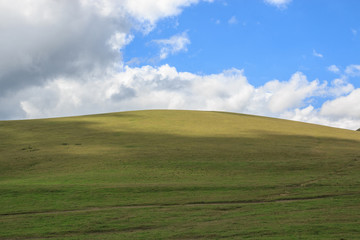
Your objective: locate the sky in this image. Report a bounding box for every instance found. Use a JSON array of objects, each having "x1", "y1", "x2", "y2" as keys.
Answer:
[{"x1": 1, "y1": 0, "x2": 360, "y2": 130}]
